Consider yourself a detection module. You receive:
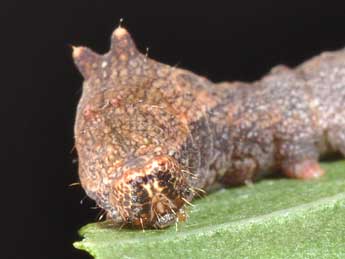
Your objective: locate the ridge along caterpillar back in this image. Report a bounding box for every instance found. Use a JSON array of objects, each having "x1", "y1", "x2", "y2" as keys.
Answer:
[{"x1": 73, "y1": 25, "x2": 345, "y2": 229}]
